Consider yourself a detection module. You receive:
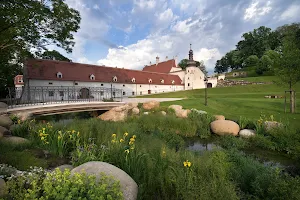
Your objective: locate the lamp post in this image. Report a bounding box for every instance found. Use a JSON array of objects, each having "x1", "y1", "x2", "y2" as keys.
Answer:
[{"x1": 204, "y1": 77, "x2": 208, "y2": 106}]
